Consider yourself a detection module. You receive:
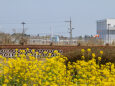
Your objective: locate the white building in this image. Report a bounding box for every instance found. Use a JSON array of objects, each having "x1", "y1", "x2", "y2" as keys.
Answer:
[{"x1": 97, "y1": 19, "x2": 115, "y2": 44}]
